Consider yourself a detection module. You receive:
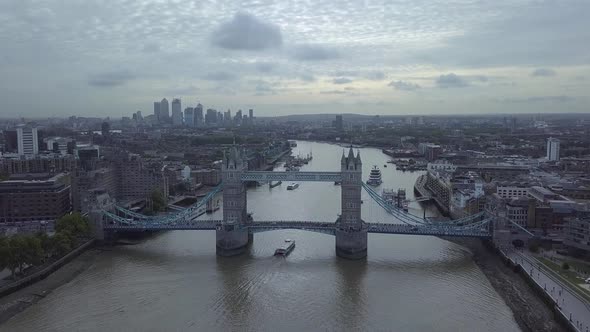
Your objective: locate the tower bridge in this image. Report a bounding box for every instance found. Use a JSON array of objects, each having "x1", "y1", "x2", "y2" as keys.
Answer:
[{"x1": 96, "y1": 145, "x2": 508, "y2": 260}]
